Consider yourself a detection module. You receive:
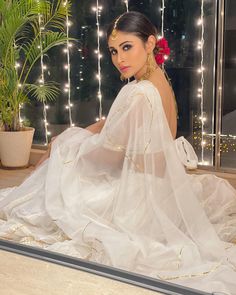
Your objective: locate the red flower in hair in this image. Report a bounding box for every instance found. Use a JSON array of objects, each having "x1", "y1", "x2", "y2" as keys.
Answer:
[
  {"x1": 155, "y1": 54, "x2": 165, "y2": 65},
  {"x1": 155, "y1": 37, "x2": 170, "y2": 65}
]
